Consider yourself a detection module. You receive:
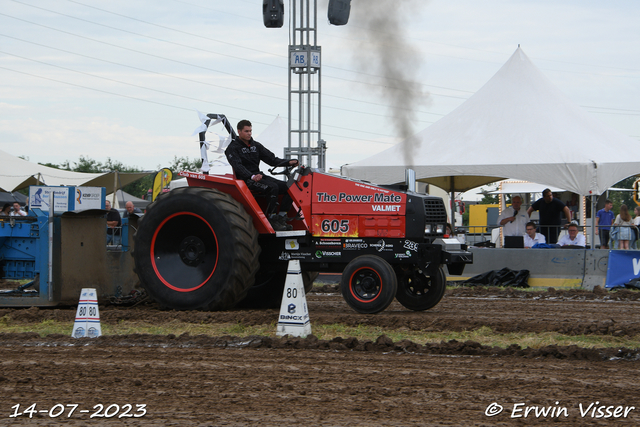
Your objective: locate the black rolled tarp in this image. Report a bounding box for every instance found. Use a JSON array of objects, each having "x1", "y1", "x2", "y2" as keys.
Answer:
[
  {"x1": 462, "y1": 267, "x2": 530, "y2": 288},
  {"x1": 608, "y1": 278, "x2": 640, "y2": 291}
]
